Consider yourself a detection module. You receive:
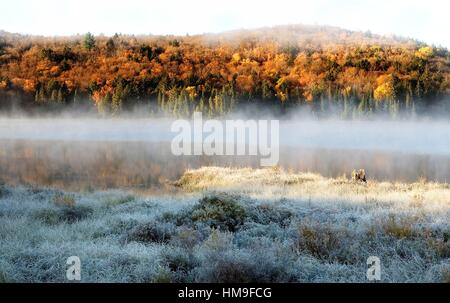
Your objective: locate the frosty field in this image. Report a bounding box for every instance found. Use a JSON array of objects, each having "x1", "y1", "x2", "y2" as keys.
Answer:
[{"x1": 1, "y1": 166, "x2": 449, "y2": 283}]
